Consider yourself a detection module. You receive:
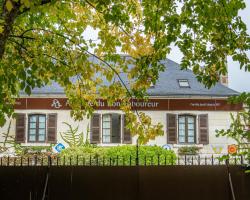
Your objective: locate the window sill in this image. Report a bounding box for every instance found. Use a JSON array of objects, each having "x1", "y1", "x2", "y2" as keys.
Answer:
[
  {"x1": 173, "y1": 144, "x2": 204, "y2": 148},
  {"x1": 20, "y1": 143, "x2": 51, "y2": 147}
]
